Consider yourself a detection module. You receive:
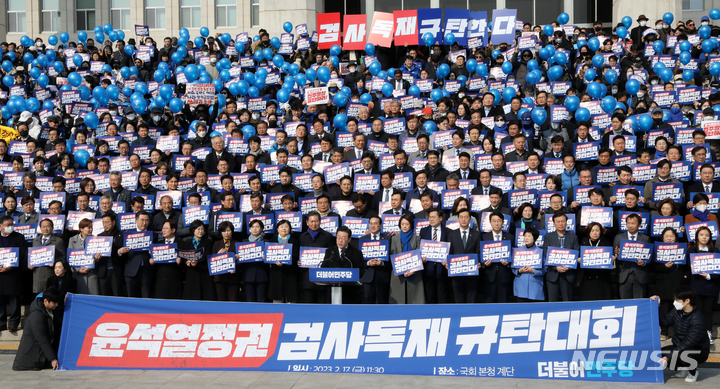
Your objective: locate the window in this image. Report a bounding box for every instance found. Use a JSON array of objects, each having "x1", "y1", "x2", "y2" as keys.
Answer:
[
  {"x1": 683, "y1": 0, "x2": 703, "y2": 10},
  {"x1": 251, "y1": 0, "x2": 259, "y2": 27},
  {"x1": 146, "y1": 0, "x2": 166, "y2": 29},
  {"x1": 76, "y1": 0, "x2": 95, "y2": 31},
  {"x1": 181, "y1": 0, "x2": 201, "y2": 28},
  {"x1": 111, "y1": 0, "x2": 131, "y2": 30},
  {"x1": 216, "y1": 0, "x2": 237, "y2": 28},
  {"x1": 42, "y1": 0, "x2": 61, "y2": 32},
  {"x1": 7, "y1": 0, "x2": 26, "y2": 33}
]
